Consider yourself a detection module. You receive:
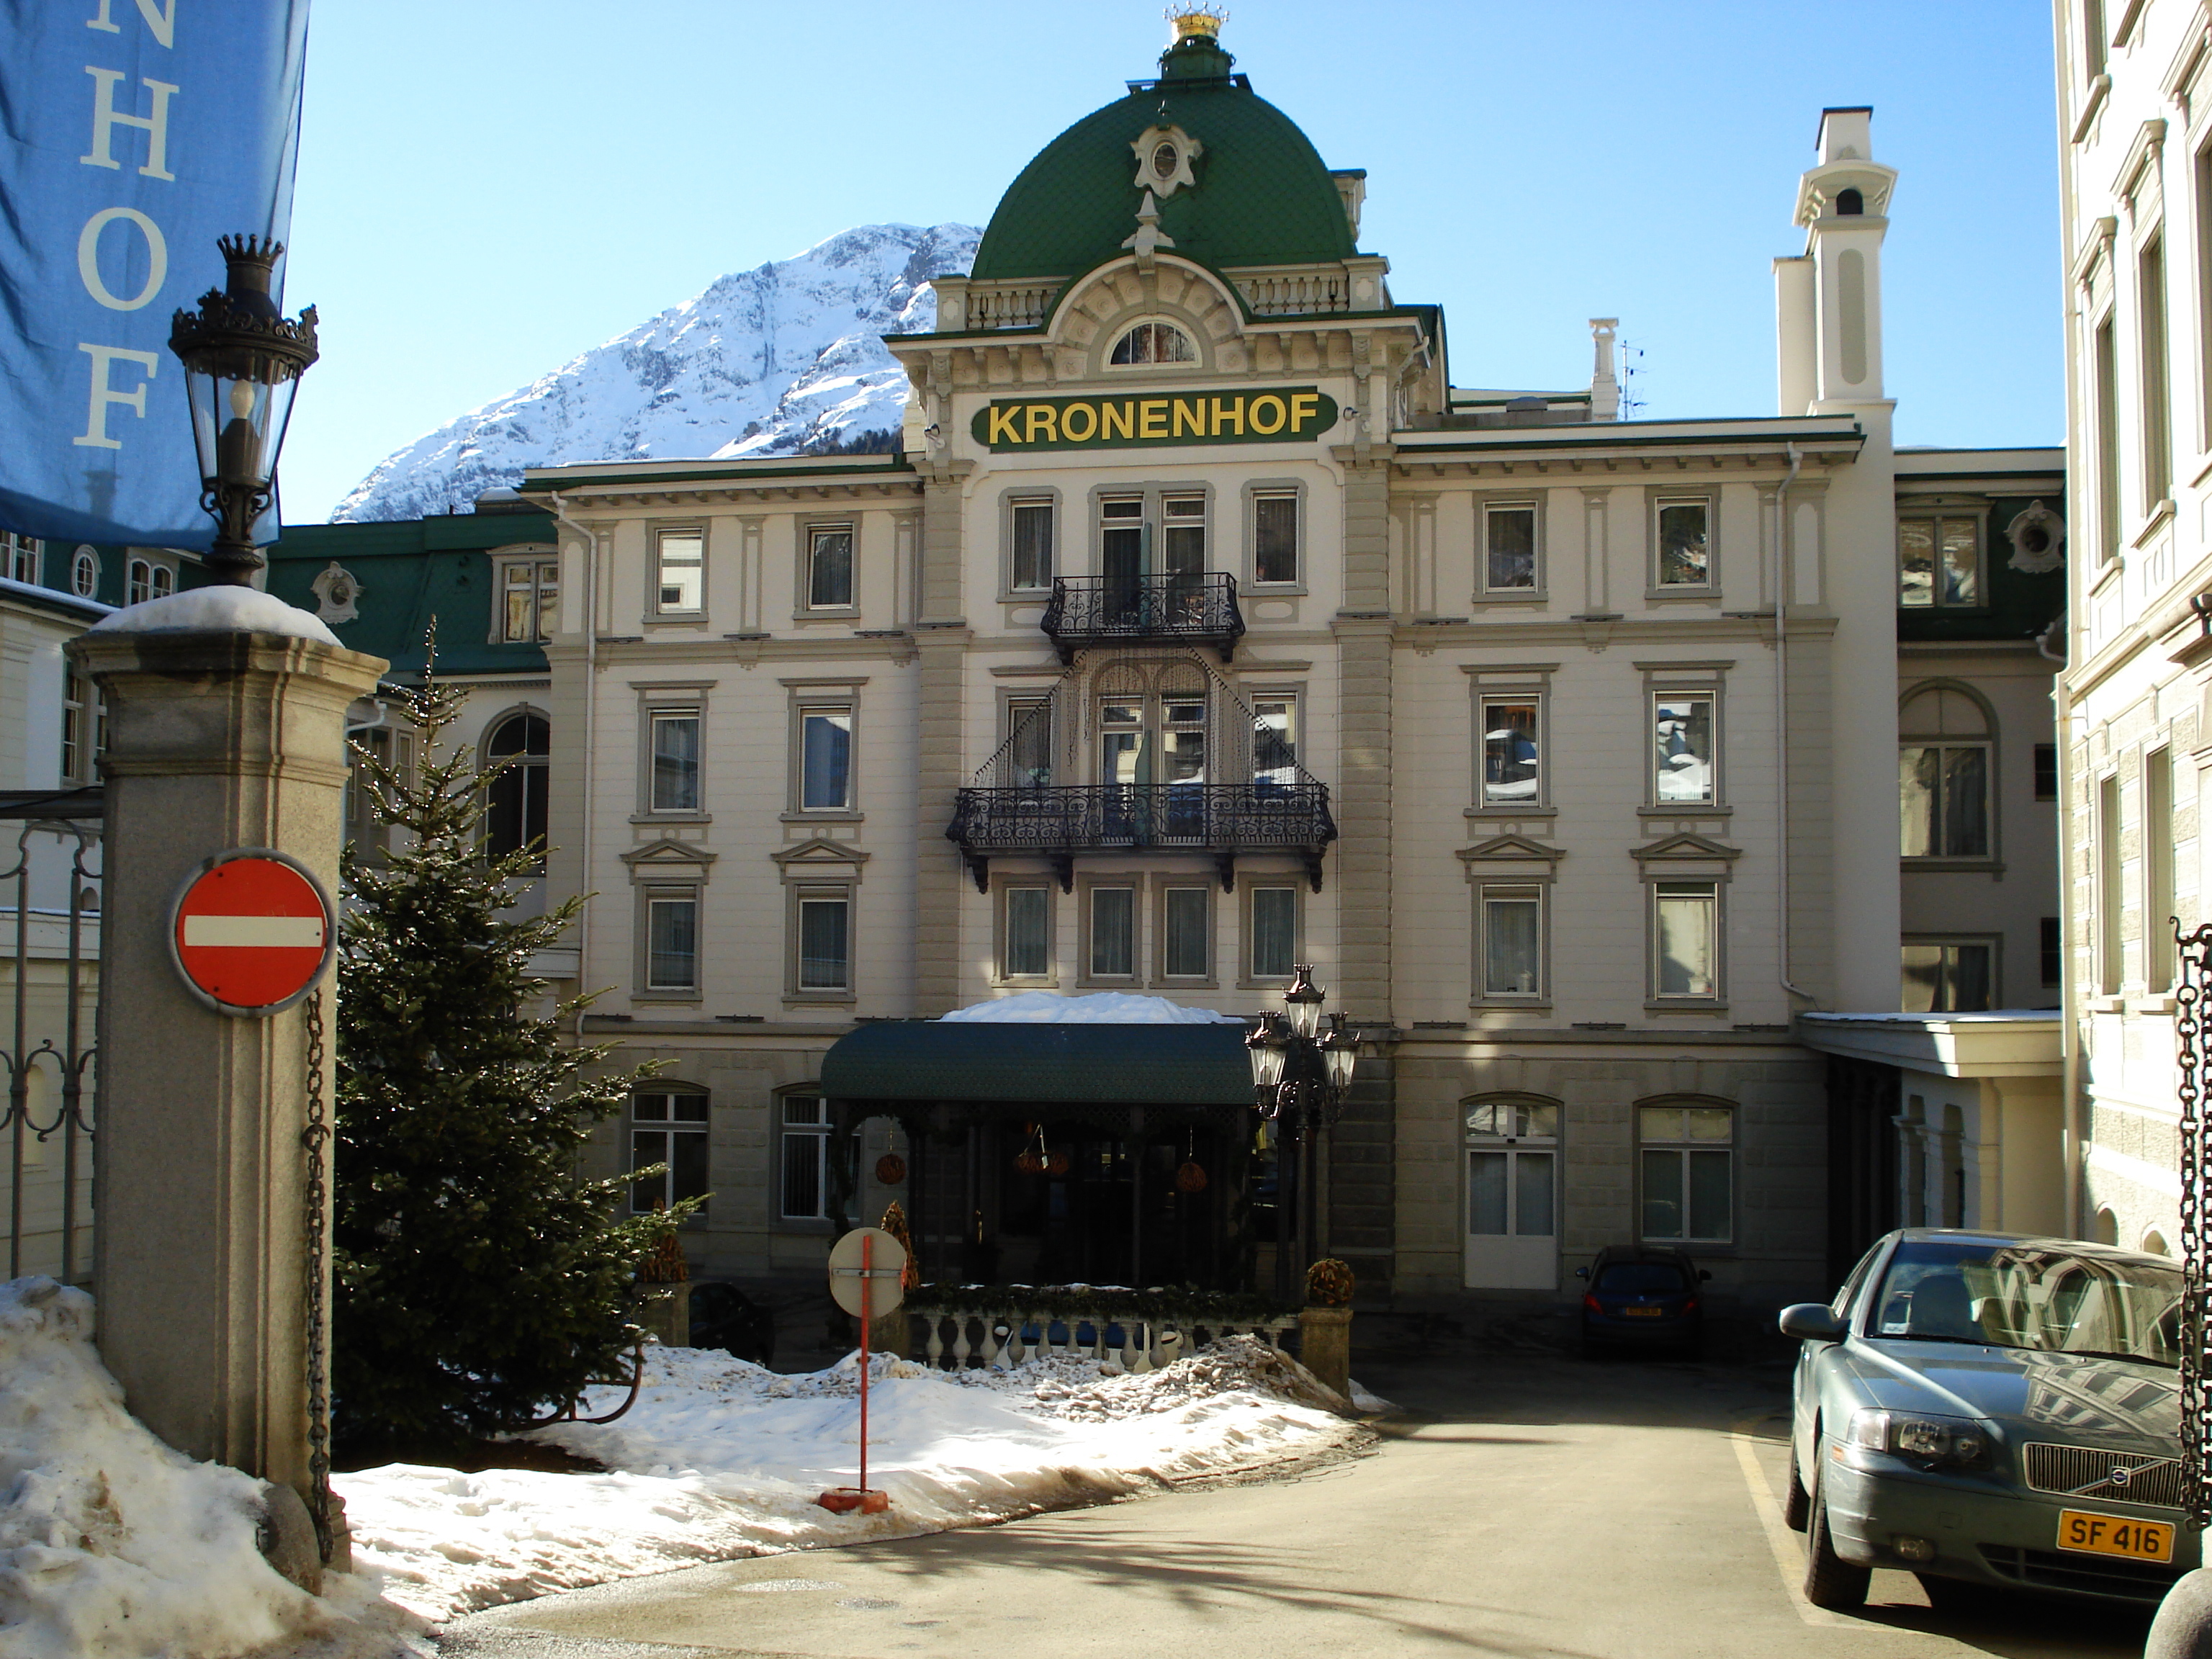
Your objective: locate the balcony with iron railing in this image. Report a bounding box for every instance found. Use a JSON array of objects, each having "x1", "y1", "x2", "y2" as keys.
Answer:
[
  {"x1": 1039, "y1": 572, "x2": 1245, "y2": 664},
  {"x1": 948, "y1": 780, "x2": 1335, "y2": 894}
]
